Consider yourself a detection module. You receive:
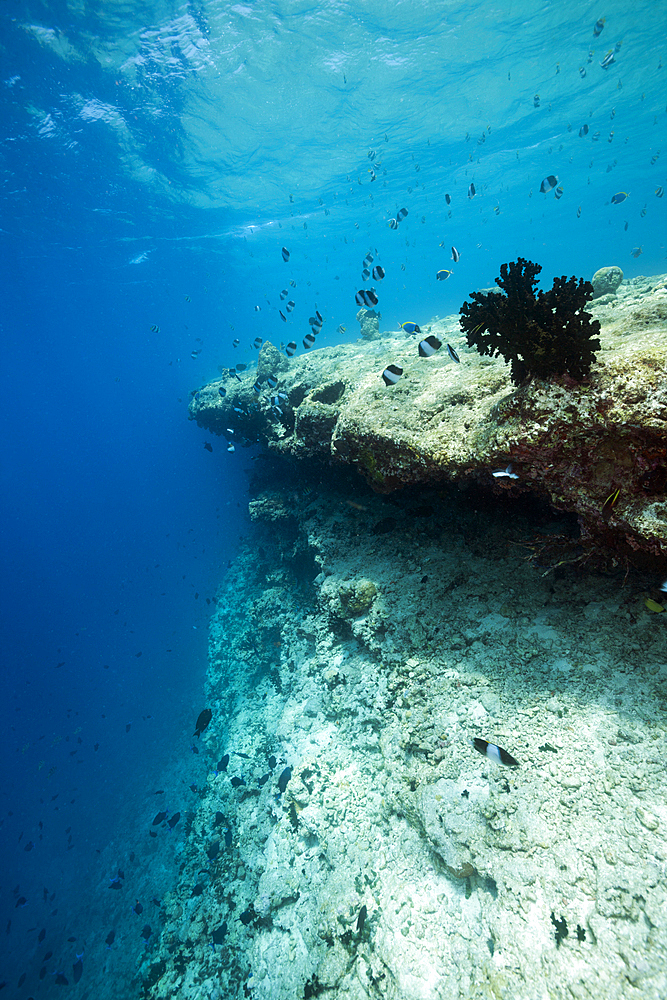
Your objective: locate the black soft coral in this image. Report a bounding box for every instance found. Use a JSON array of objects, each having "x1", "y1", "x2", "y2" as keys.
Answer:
[{"x1": 459, "y1": 258, "x2": 601, "y2": 385}]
